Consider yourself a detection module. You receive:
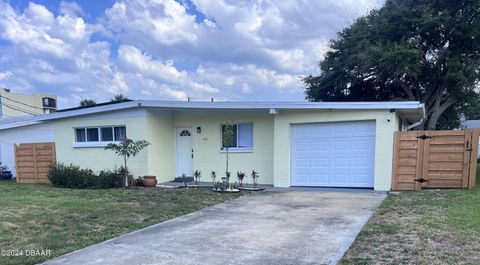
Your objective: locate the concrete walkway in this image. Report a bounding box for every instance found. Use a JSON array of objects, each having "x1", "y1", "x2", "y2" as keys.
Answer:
[{"x1": 43, "y1": 190, "x2": 386, "y2": 265}]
